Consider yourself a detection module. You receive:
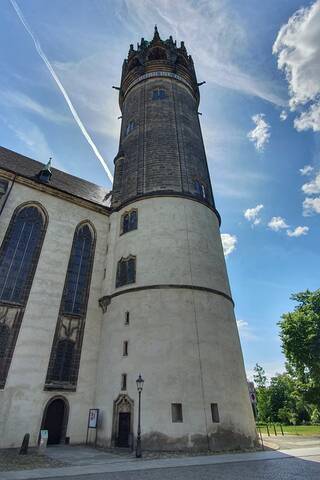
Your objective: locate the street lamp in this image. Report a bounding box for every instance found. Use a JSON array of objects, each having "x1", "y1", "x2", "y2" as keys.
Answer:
[{"x1": 136, "y1": 374, "x2": 144, "y2": 458}]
